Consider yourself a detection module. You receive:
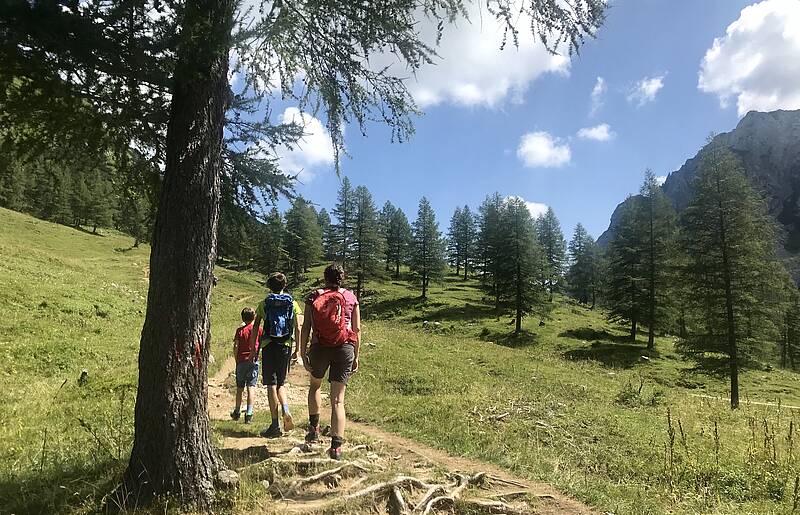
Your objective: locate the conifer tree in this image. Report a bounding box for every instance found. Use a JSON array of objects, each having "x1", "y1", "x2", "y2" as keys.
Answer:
[
  {"x1": 379, "y1": 201, "x2": 397, "y2": 271},
  {"x1": 497, "y1": 197, "x2": 547, "y2": 335},
  {"x1": 410, "y1": 197, "x2": 446, "y2": 298},
  {"x1": 639, "y1": 169, "x2": 678, "y2": 349},
  {"x1": 285, "y1": 197, "x2": 322, "y2": 281},
  {"x1": 567, "y1": 223, "x2": 602, "y2": 307},
  {"x1": 784, "y1": 285, "x2": 800, "y2": 370},
  {"x1": 536, "y1": 207, "x2": 567, "y2": 300},
  {"x1": 681, "y1": 141, "x2": 785, "y2": 409},
  {"x1": 333, "y1": 177, "x2": 355, "y2": 265},
  {"x1": 606, "y1": 196, "x2": 646, "y2": 340},
  {"x1": 317, "y1": 208, "x2": 336, "y2": 261},
  {"x1": 477, "y1": 193, "x2": 505, "y2": 309},
  {"x1": 386, "y1": 207, "x2": 412, "y2": 278},
  {"x1": 447, "y1": 205, "x2": 477, "y2": 278},
  {"x1": 256, "y1": 207, "x2": 287, "y2": 275},
  {"x1": 352, "y1": 185, "x2": 382, "y2": 300},
  {"x1": 86, "y1": 173, "x2": 115, "y2": 233}
]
